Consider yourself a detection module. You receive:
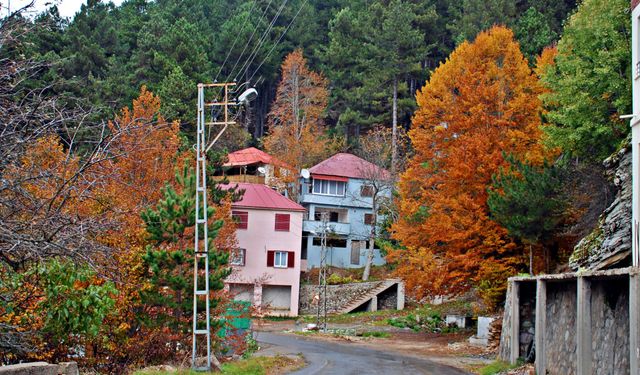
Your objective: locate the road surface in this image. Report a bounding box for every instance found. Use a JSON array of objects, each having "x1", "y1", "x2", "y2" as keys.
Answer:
[{"x1": 255, "y1": 331, "x2": 471, "y2": 375}]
